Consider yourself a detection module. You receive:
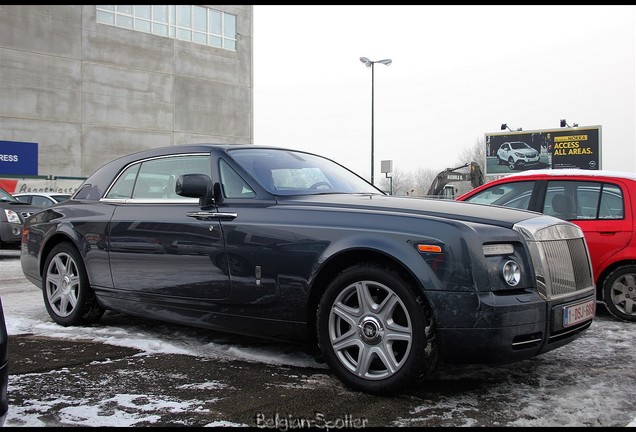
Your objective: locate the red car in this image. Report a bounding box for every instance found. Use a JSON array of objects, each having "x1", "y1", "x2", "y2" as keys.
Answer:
[{"x1": 457, "y1": 169, "x2": 636, "y2": 322}]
